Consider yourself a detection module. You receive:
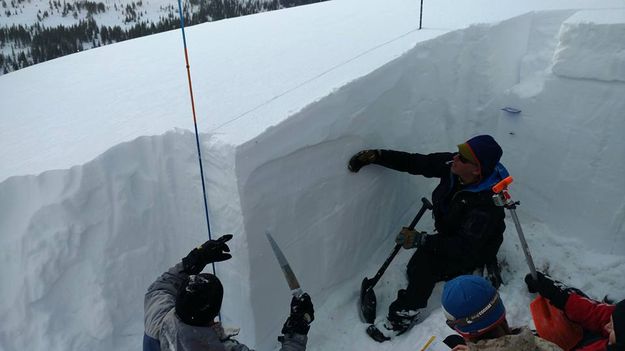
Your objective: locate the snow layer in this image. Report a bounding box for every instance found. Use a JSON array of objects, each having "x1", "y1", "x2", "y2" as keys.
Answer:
[{"x1": 2, "y1": 1, "x2": 625, "y2": 351}]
